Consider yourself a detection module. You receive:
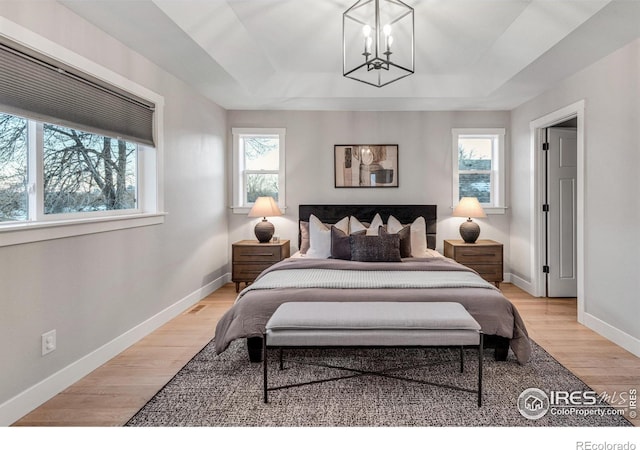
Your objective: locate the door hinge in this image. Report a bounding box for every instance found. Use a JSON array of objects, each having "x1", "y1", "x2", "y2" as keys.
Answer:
[
  {"x1": 542, "y1": 142, "x2": 549, "y2": 151},
  {"x1": 543, "y1": 265, "x2": 550, "y2": 274},
  {"x1": 542, "y1": 204, "x2": 549, "y2": 212}
]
